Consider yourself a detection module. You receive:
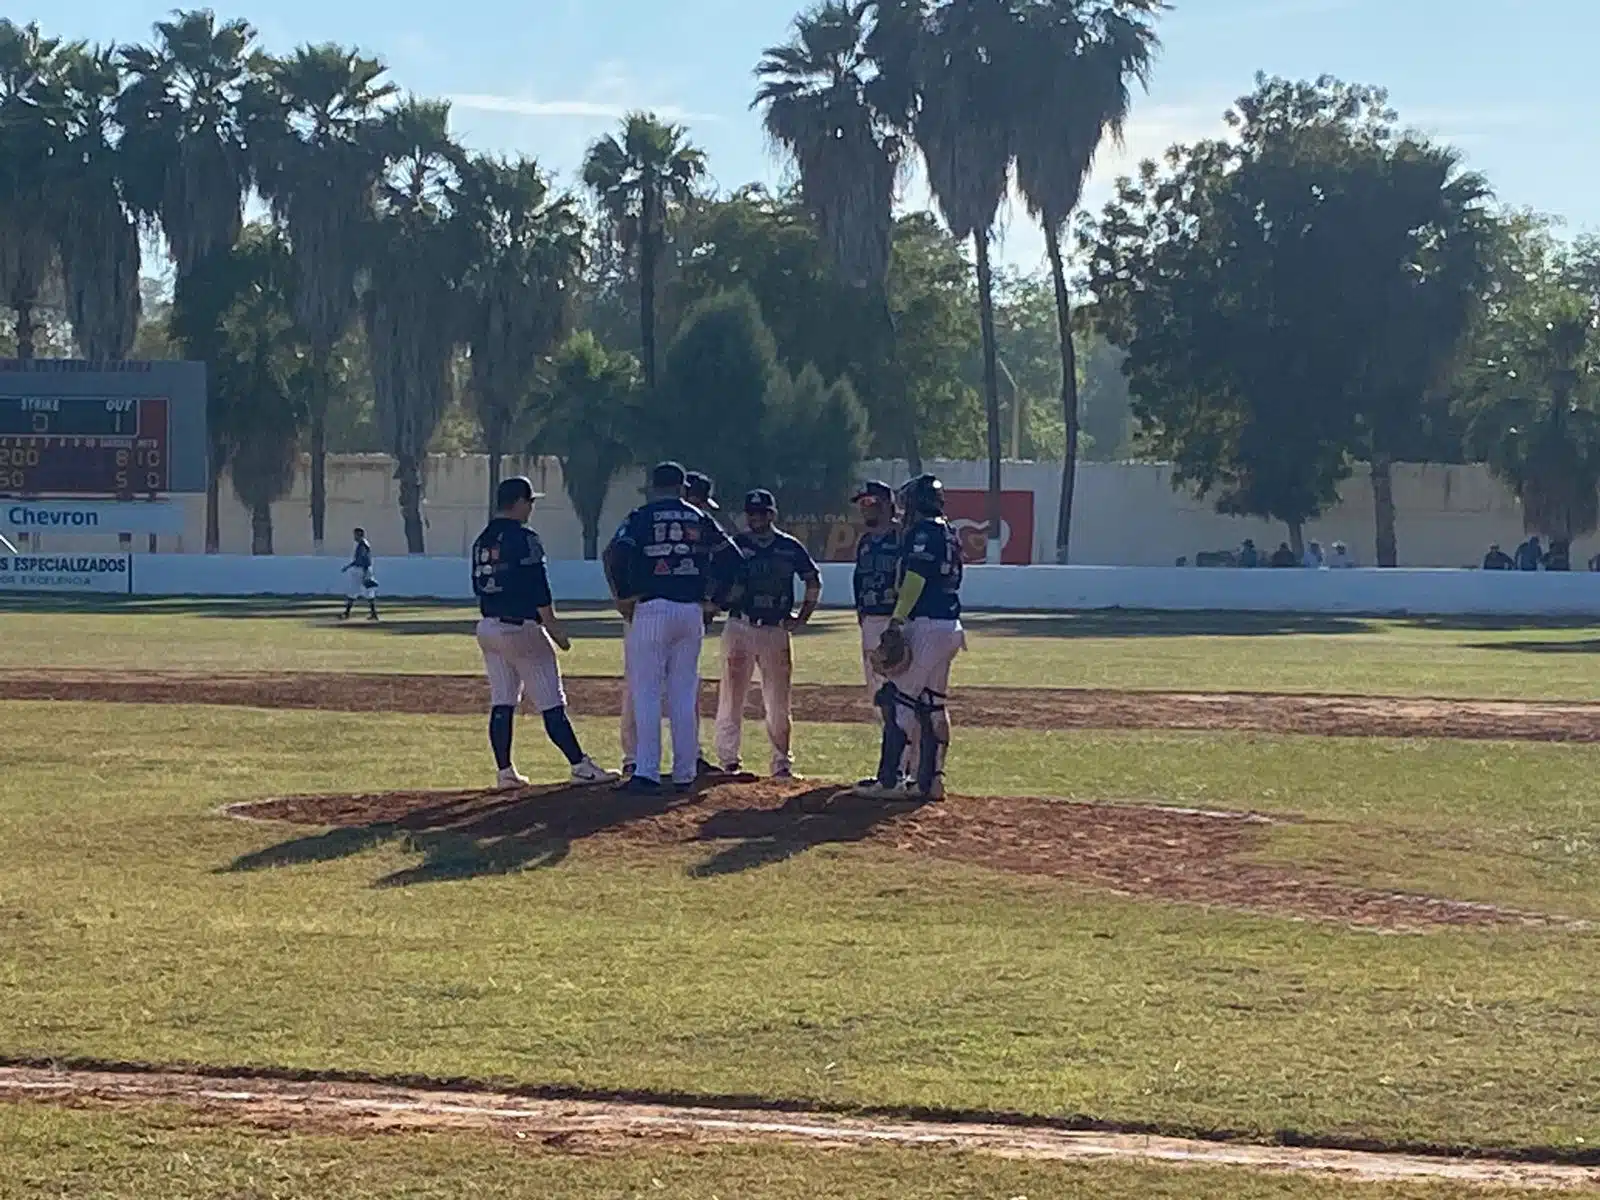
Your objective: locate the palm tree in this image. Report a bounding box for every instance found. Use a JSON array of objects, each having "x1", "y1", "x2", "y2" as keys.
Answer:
[
  {"x1": 459, "y1": 154, "x2": 585, "y2": 510},
  {"x1": 56, "y1": 44, "x2": 141, "y2": 360},
  {"x1": 116, "y1": 11, "x2": 259, "y2": 290},
  {"x1": 250, "y1": 43, "x2": 394, "y2": 550},
  {"x1": 755, "y1": 0, "x2": 925, "y2": 470},
  {"x1": 1011, "y1": 0, "x2": 1161, "y2": 562},
  {"x1": 581, "y1": 112, "x2": 706, "y2": 389},
  {"x1": 363, "y1": 98, "x2": 469, "y2": 554},
  {"x1": 0, "y1": 21, "x2": 70, "y2": 360},
  {"x1": 911, "y1": 0, "x2": 1019, "y2": 559}
]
